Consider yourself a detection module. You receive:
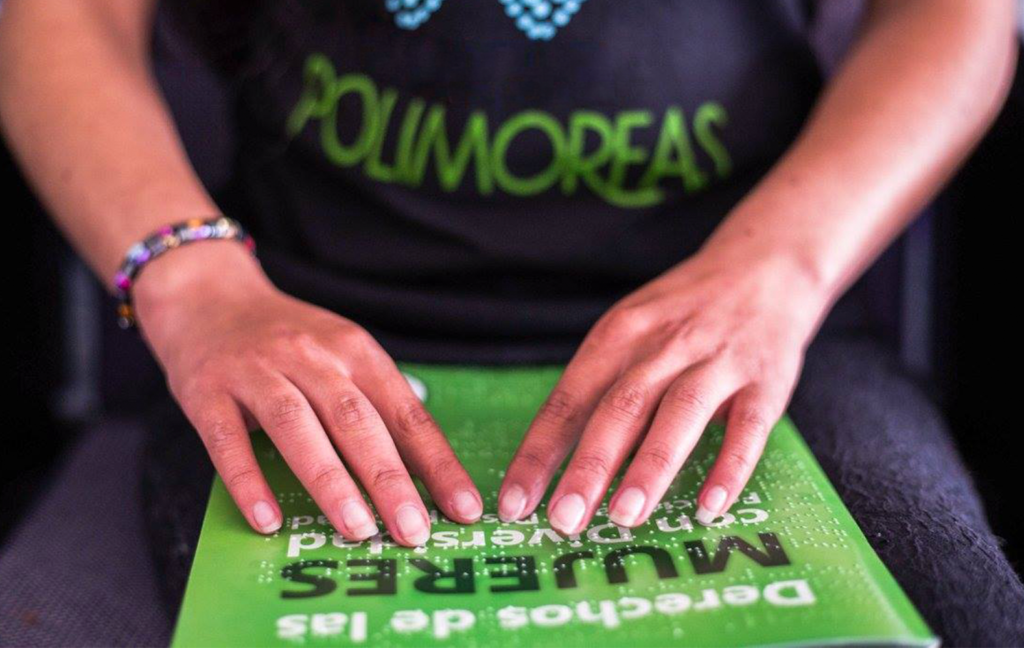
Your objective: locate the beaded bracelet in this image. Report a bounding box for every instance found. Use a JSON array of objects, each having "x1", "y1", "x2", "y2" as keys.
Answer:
[{"x1": 113, "y1": 216, "x2": 256, "y2": 329}]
